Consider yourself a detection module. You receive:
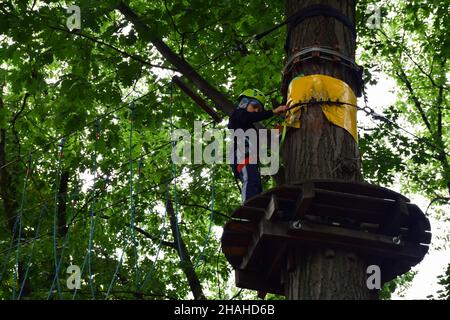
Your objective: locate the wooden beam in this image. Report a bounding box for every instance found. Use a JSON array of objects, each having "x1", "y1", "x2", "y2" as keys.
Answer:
[
  {"x1": 117, "y1": 2, "x2": 236, "y2": 116},
  {"x1": 235, "y1": 269, "x2": 283, "y2": 295},
  {"x1": 172, "y1": 76, "x2": 222, "y2": 123},
  {"x1": 231, "y1": 206, "x2": 266, "y2": 221},
  {"x1": 264, "y1": 194, "x2": 278, "y2": 220},
  {"x1": 294, "y1": 181, "x2": 315, "y2": 218}
]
